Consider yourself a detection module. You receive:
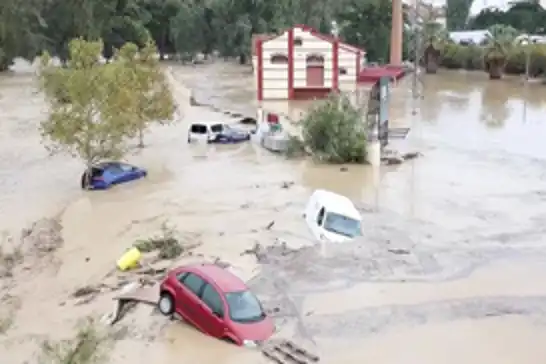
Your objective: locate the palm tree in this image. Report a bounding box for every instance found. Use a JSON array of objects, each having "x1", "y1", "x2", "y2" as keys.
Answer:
[
  {"x1": 483, "y1": 24, "x2": 519, "y2": 79},
  {"x1": 421, "y1": 20, "x2": 448, "y2": 74}
]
